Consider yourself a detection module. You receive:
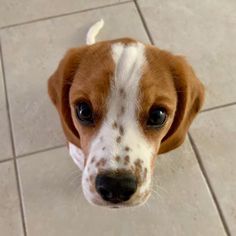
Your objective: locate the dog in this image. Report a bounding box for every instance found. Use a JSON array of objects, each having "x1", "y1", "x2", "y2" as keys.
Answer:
[{"x1": 48, "y1": 20, "x2": 205, "y2": 208}]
